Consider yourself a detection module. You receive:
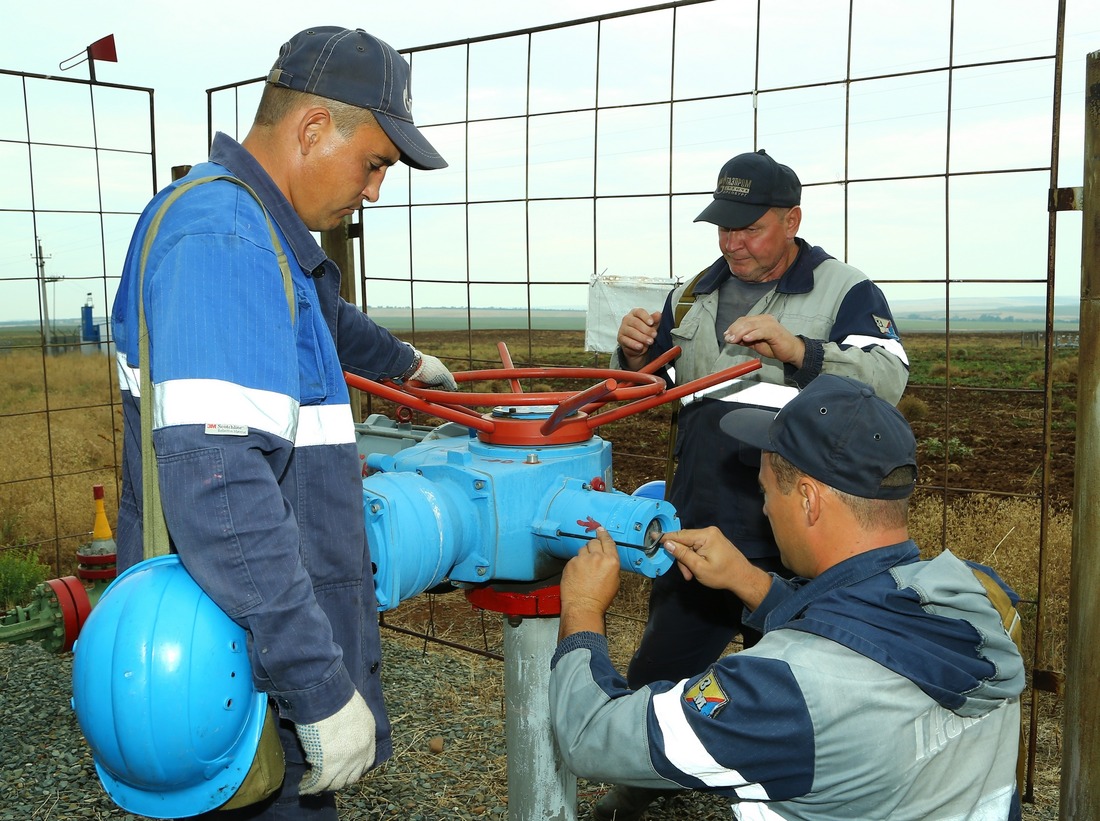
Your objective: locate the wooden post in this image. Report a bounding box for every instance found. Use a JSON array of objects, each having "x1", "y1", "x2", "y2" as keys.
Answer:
[
  {"x1": 1061, "y1": 48, "x2": 1100, "y2": 820},
  {"x1": 322, "y1": 216, "x2": 362, "y2": 422}
]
